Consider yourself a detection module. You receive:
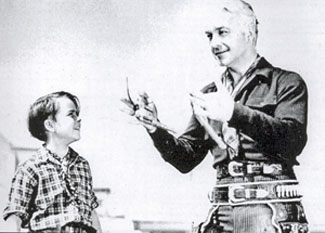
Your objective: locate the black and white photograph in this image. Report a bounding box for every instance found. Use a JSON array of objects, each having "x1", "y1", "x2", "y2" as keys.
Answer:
[{"x1": 0, "y1": 0, "x2": 324, "y2": 232}]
